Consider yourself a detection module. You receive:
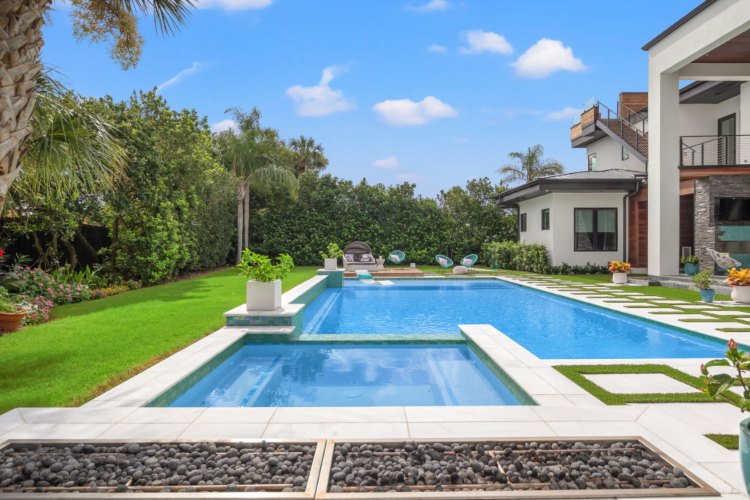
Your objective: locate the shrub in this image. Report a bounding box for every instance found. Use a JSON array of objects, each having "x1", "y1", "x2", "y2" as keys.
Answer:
[
  {"x1": 91, "y1": 285, "x2": 130, "y2": 299},
  {"x1": 16, "y1": 267, "x2": 92, "y2": 305},
  {"x1": 514, "y1": 244, "x2": 549, "y2": 273},
  {"x1": 547, "y1": 263, "x2": 610, "y2": 275},
  {"x1": 237, "y1": 250, "x2": 294, "y2": 282},
  {"x1": 482, "y1": 241, "x2": 548, "y2": 273},
  {"x1": 19, "y1": 295, "x2": 54, "y2": 325}
]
